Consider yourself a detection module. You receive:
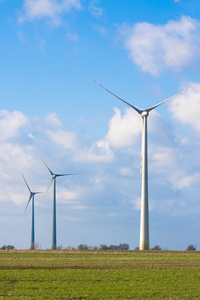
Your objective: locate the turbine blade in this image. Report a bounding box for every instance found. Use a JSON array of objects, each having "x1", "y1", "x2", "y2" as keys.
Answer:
[
  {"x1": 146, "y1": 86, "x2": 195, "y2": 113},
  {"x1": 55, "y1": 173, "x2": 76, "y2": 177},
  {"x1": 33, "y1": 192, "x2": 43, "y2": 195},
  {"x1": 38, "y1": 153, "x2": 54, "y2": 176},
  {"x1": 44, "y1": 178, "x2": 53, "y2": 199},
  {"x1": 22, "y1": 173, "x2": 31, "y2": 193},
  {"x1": 23, "y1": 194, "x2": 32, "y2": 215},
  {"x1": 93, "y1": 80, "x2": 142, "y2": 114}
]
